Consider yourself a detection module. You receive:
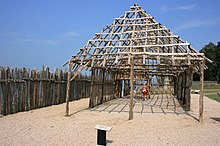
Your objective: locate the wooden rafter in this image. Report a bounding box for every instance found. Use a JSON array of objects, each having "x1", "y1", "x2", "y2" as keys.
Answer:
[{"x1": 63, "y1": 3, "x2": 212, "y2": 122}]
